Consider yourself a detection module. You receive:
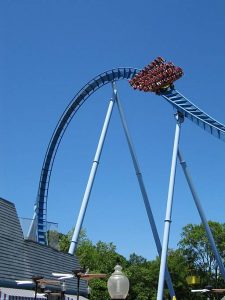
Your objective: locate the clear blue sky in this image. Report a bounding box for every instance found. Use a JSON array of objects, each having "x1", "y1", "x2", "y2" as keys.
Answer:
[{"x1": 1, "y1": 0, "x2": 225, "y2": 261}]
